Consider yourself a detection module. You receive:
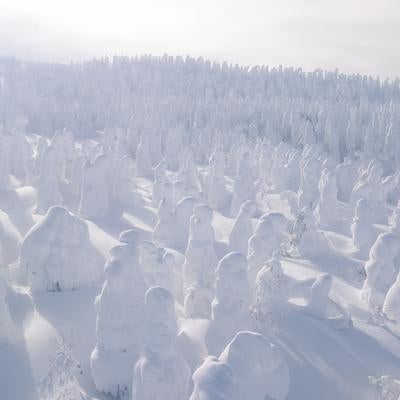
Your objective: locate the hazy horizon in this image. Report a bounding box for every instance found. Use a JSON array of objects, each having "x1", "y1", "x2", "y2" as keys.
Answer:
[{"x1": 1, "y1": 0, "x2": 399, "y2": 79}]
